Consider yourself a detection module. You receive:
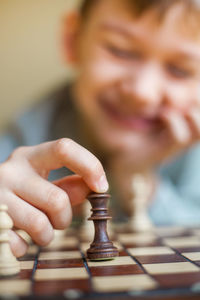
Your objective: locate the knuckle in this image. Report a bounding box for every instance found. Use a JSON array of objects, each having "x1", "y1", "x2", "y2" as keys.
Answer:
[
  {"x1": 54, "y1": 138, "x2": 74, "y2": 157},
  {"x1": 0, "y1": 147, "x2": 30, "y2": 185},
  {"x1": 0, "y1": 162, "x2": 14, "y2": 184},
  {"x1": 47, "y1": 189, "x2": 68, "y2": 213},
  {"x1": 9, "y1": 146, "x2": 28, "y2": 159}
]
